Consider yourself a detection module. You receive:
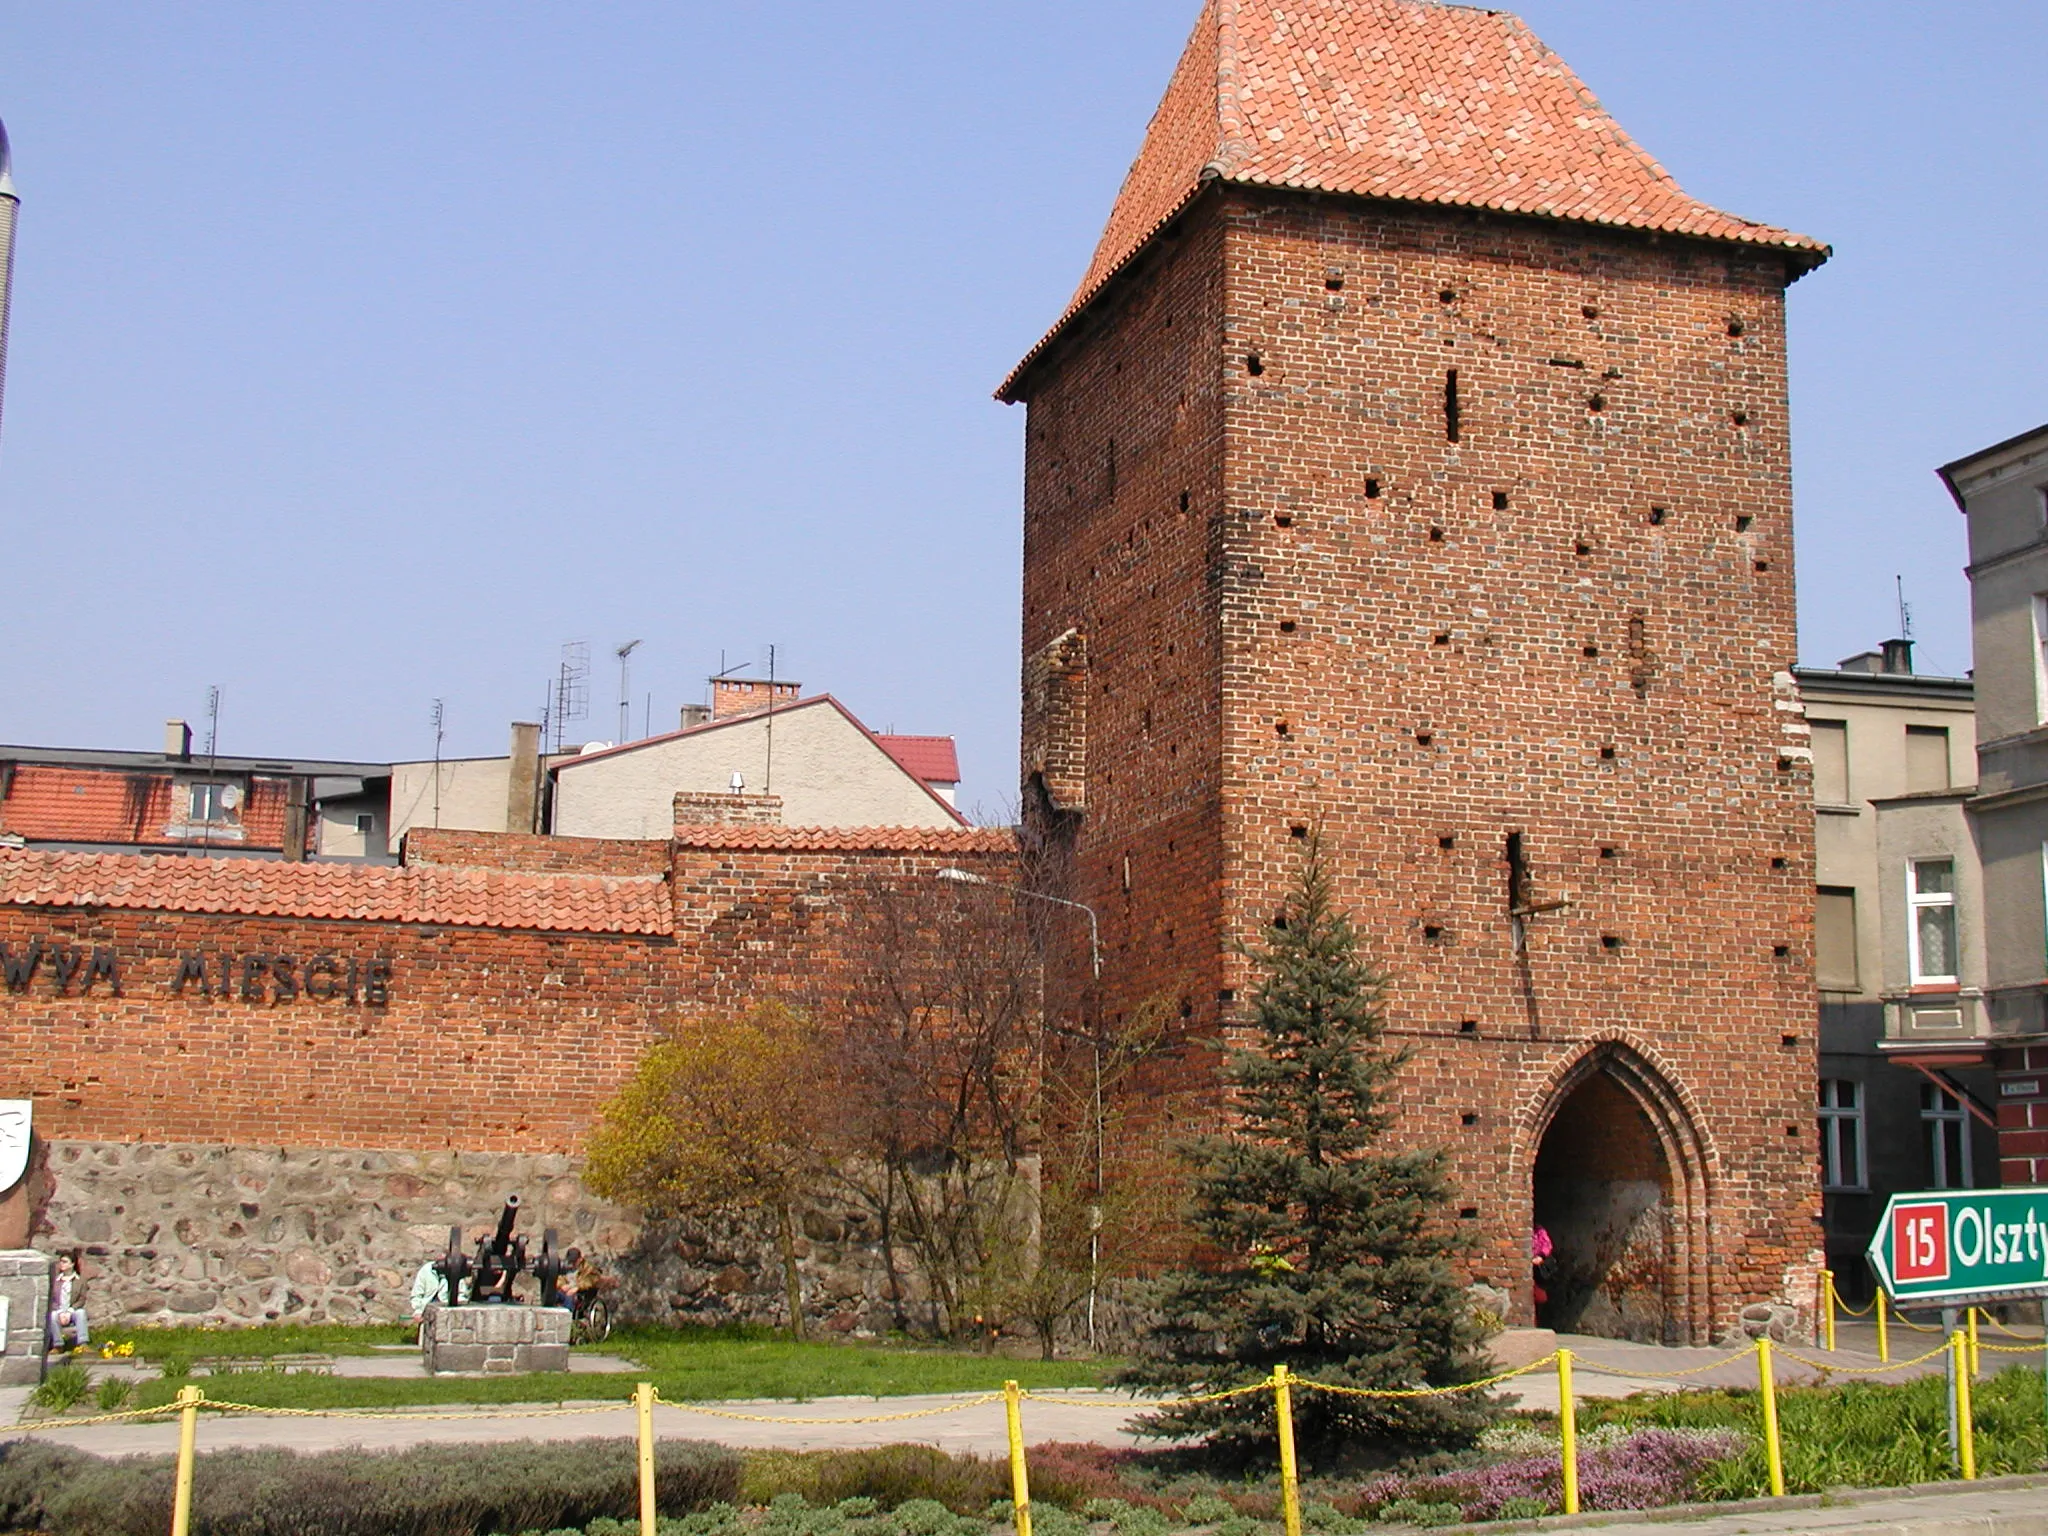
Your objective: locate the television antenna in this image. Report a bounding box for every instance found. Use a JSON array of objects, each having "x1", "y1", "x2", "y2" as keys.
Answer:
[
  {"x1": 551, "y1": 641, "x2": 590, "y2": 752},
  {"x1": 200, "y1": 686, "x2": 222, "y2": 853},
  {"x1": 430, "y1": 699, "x2": 446, "y2": 829},
  {"x1": 615, "y1": 640, "x2": 642, "y2": 743},
  {"x1": 1895, "y1": 575, "x2": 1914, "y2": 640}
]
